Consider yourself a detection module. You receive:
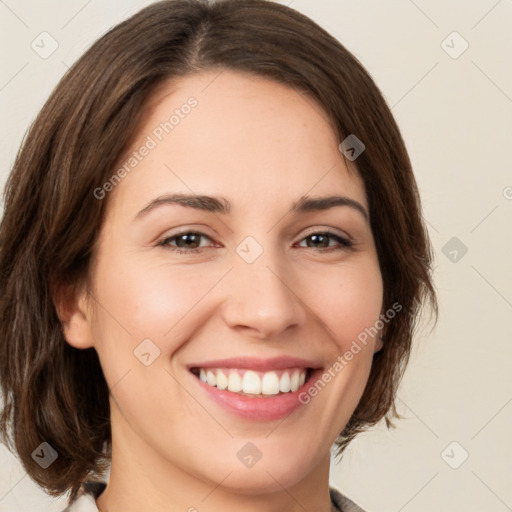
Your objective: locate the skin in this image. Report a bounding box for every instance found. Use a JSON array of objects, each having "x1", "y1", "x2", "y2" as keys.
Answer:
[{"x1": 59, "y1": 70, "x2": 384, "y2": 512}]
